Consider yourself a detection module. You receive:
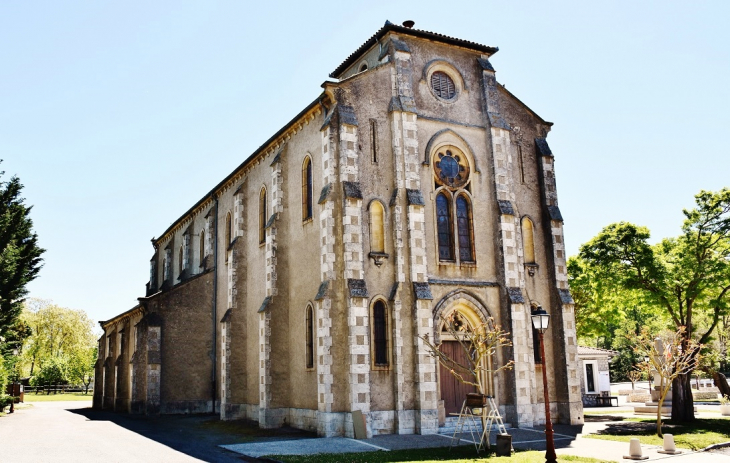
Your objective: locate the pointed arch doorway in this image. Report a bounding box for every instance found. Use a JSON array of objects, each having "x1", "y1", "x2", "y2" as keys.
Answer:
[{"x1": 434, "y1": 295, "x2": 495, "y2": 415}]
